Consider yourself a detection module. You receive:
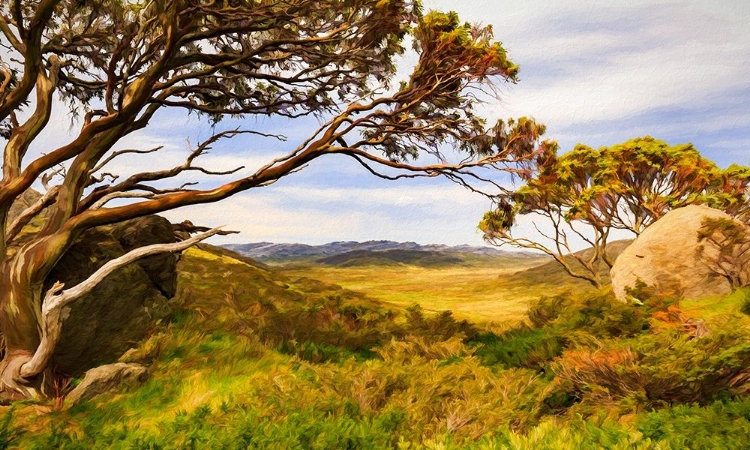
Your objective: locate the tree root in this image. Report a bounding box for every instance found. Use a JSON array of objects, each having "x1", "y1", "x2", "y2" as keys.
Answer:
[{"x1": 0, "y1": 351, "x2": 45, "y2": 400}]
